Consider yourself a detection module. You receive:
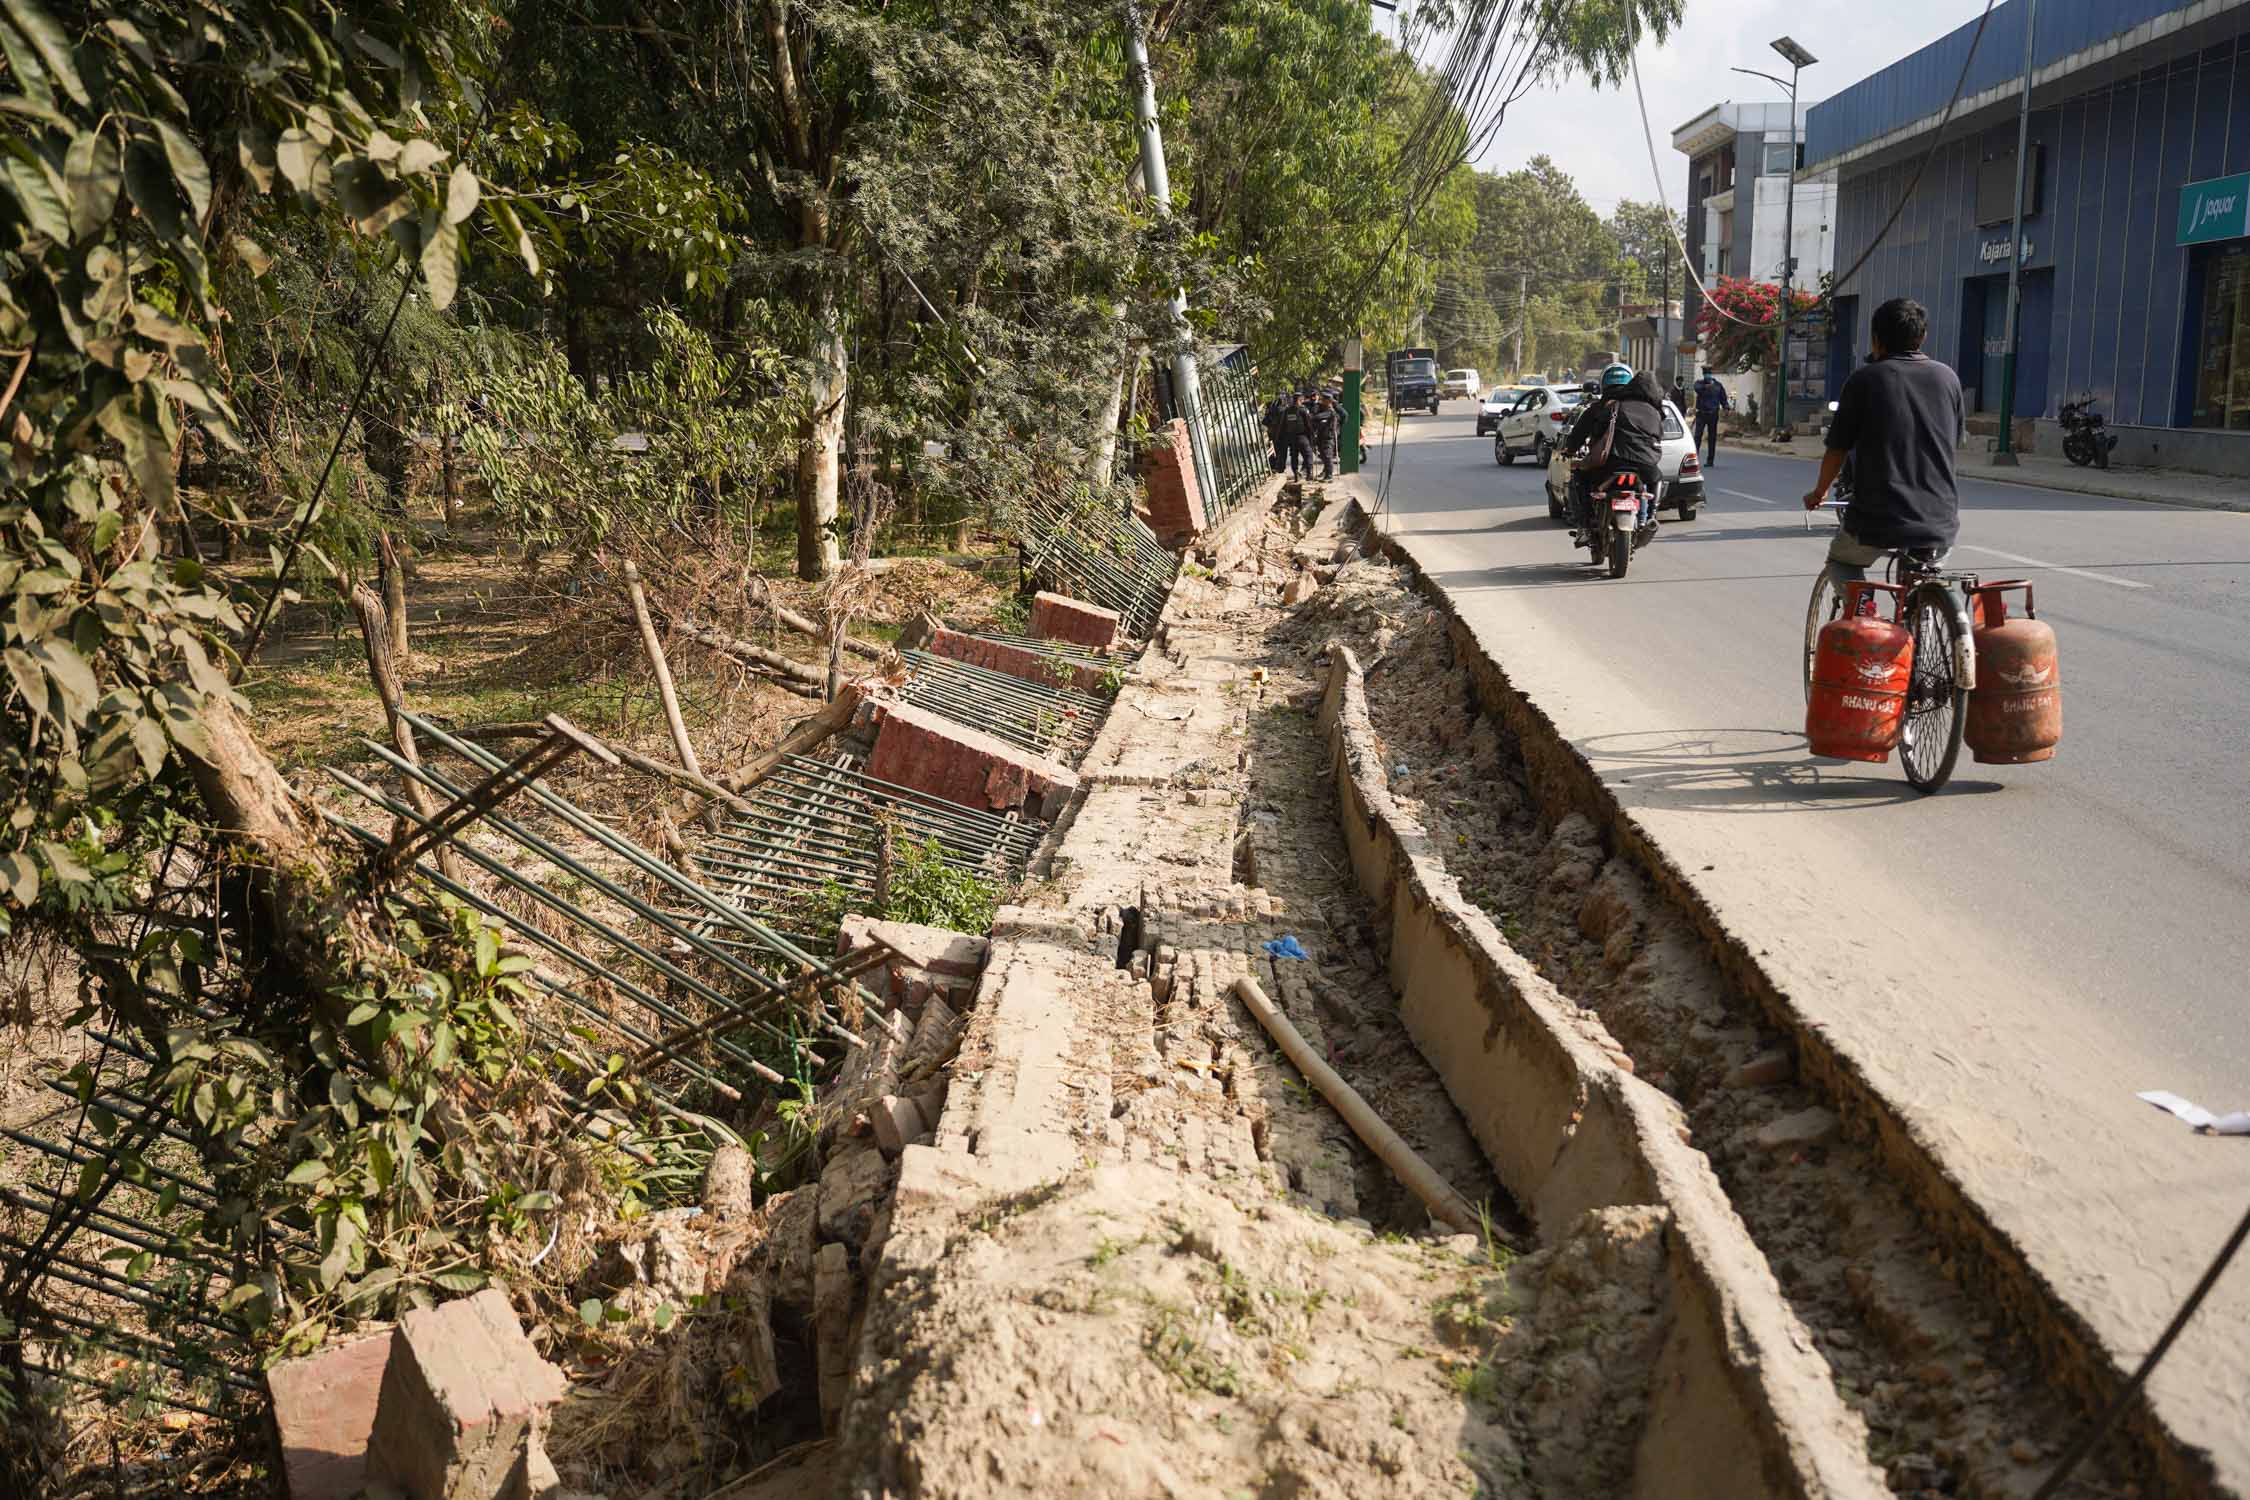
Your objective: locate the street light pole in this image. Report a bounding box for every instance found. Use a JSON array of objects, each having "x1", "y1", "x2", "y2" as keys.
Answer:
[
  {"x1": 1993, "y1": 0, "x2": 2038, "y2": 466},
  {"x1": 1736, "y1": 37, "x2": 1818, "y2": 445},
  {"x1": 1124, "y1": 2, "x2": 1214, "y2": 506}
]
